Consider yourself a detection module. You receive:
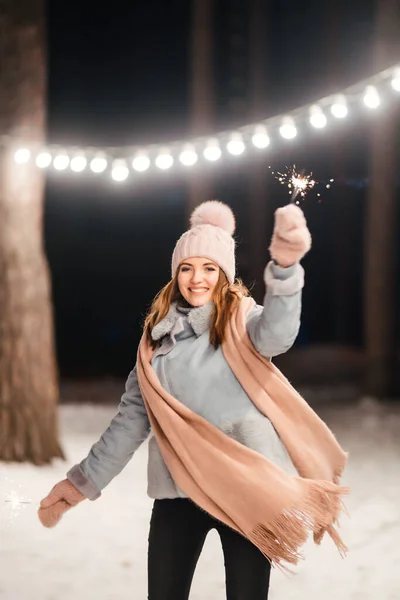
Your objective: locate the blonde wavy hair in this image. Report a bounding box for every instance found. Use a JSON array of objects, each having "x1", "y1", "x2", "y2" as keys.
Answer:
[{"x1": 144, "y1": 268, "x2": 250, "y2": 349}]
